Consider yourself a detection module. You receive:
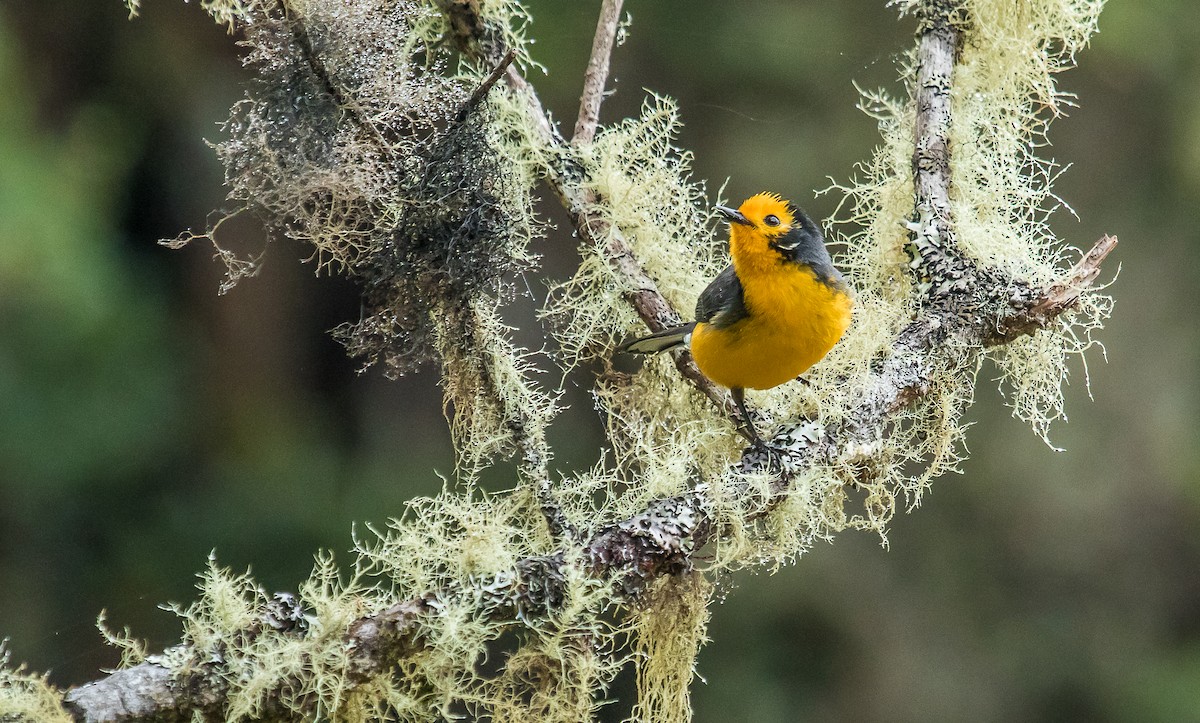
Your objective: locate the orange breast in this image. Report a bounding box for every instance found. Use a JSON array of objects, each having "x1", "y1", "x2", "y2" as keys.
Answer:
[{"x1": 690, "y1": 265, "x2": 852, "y2": 391}]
